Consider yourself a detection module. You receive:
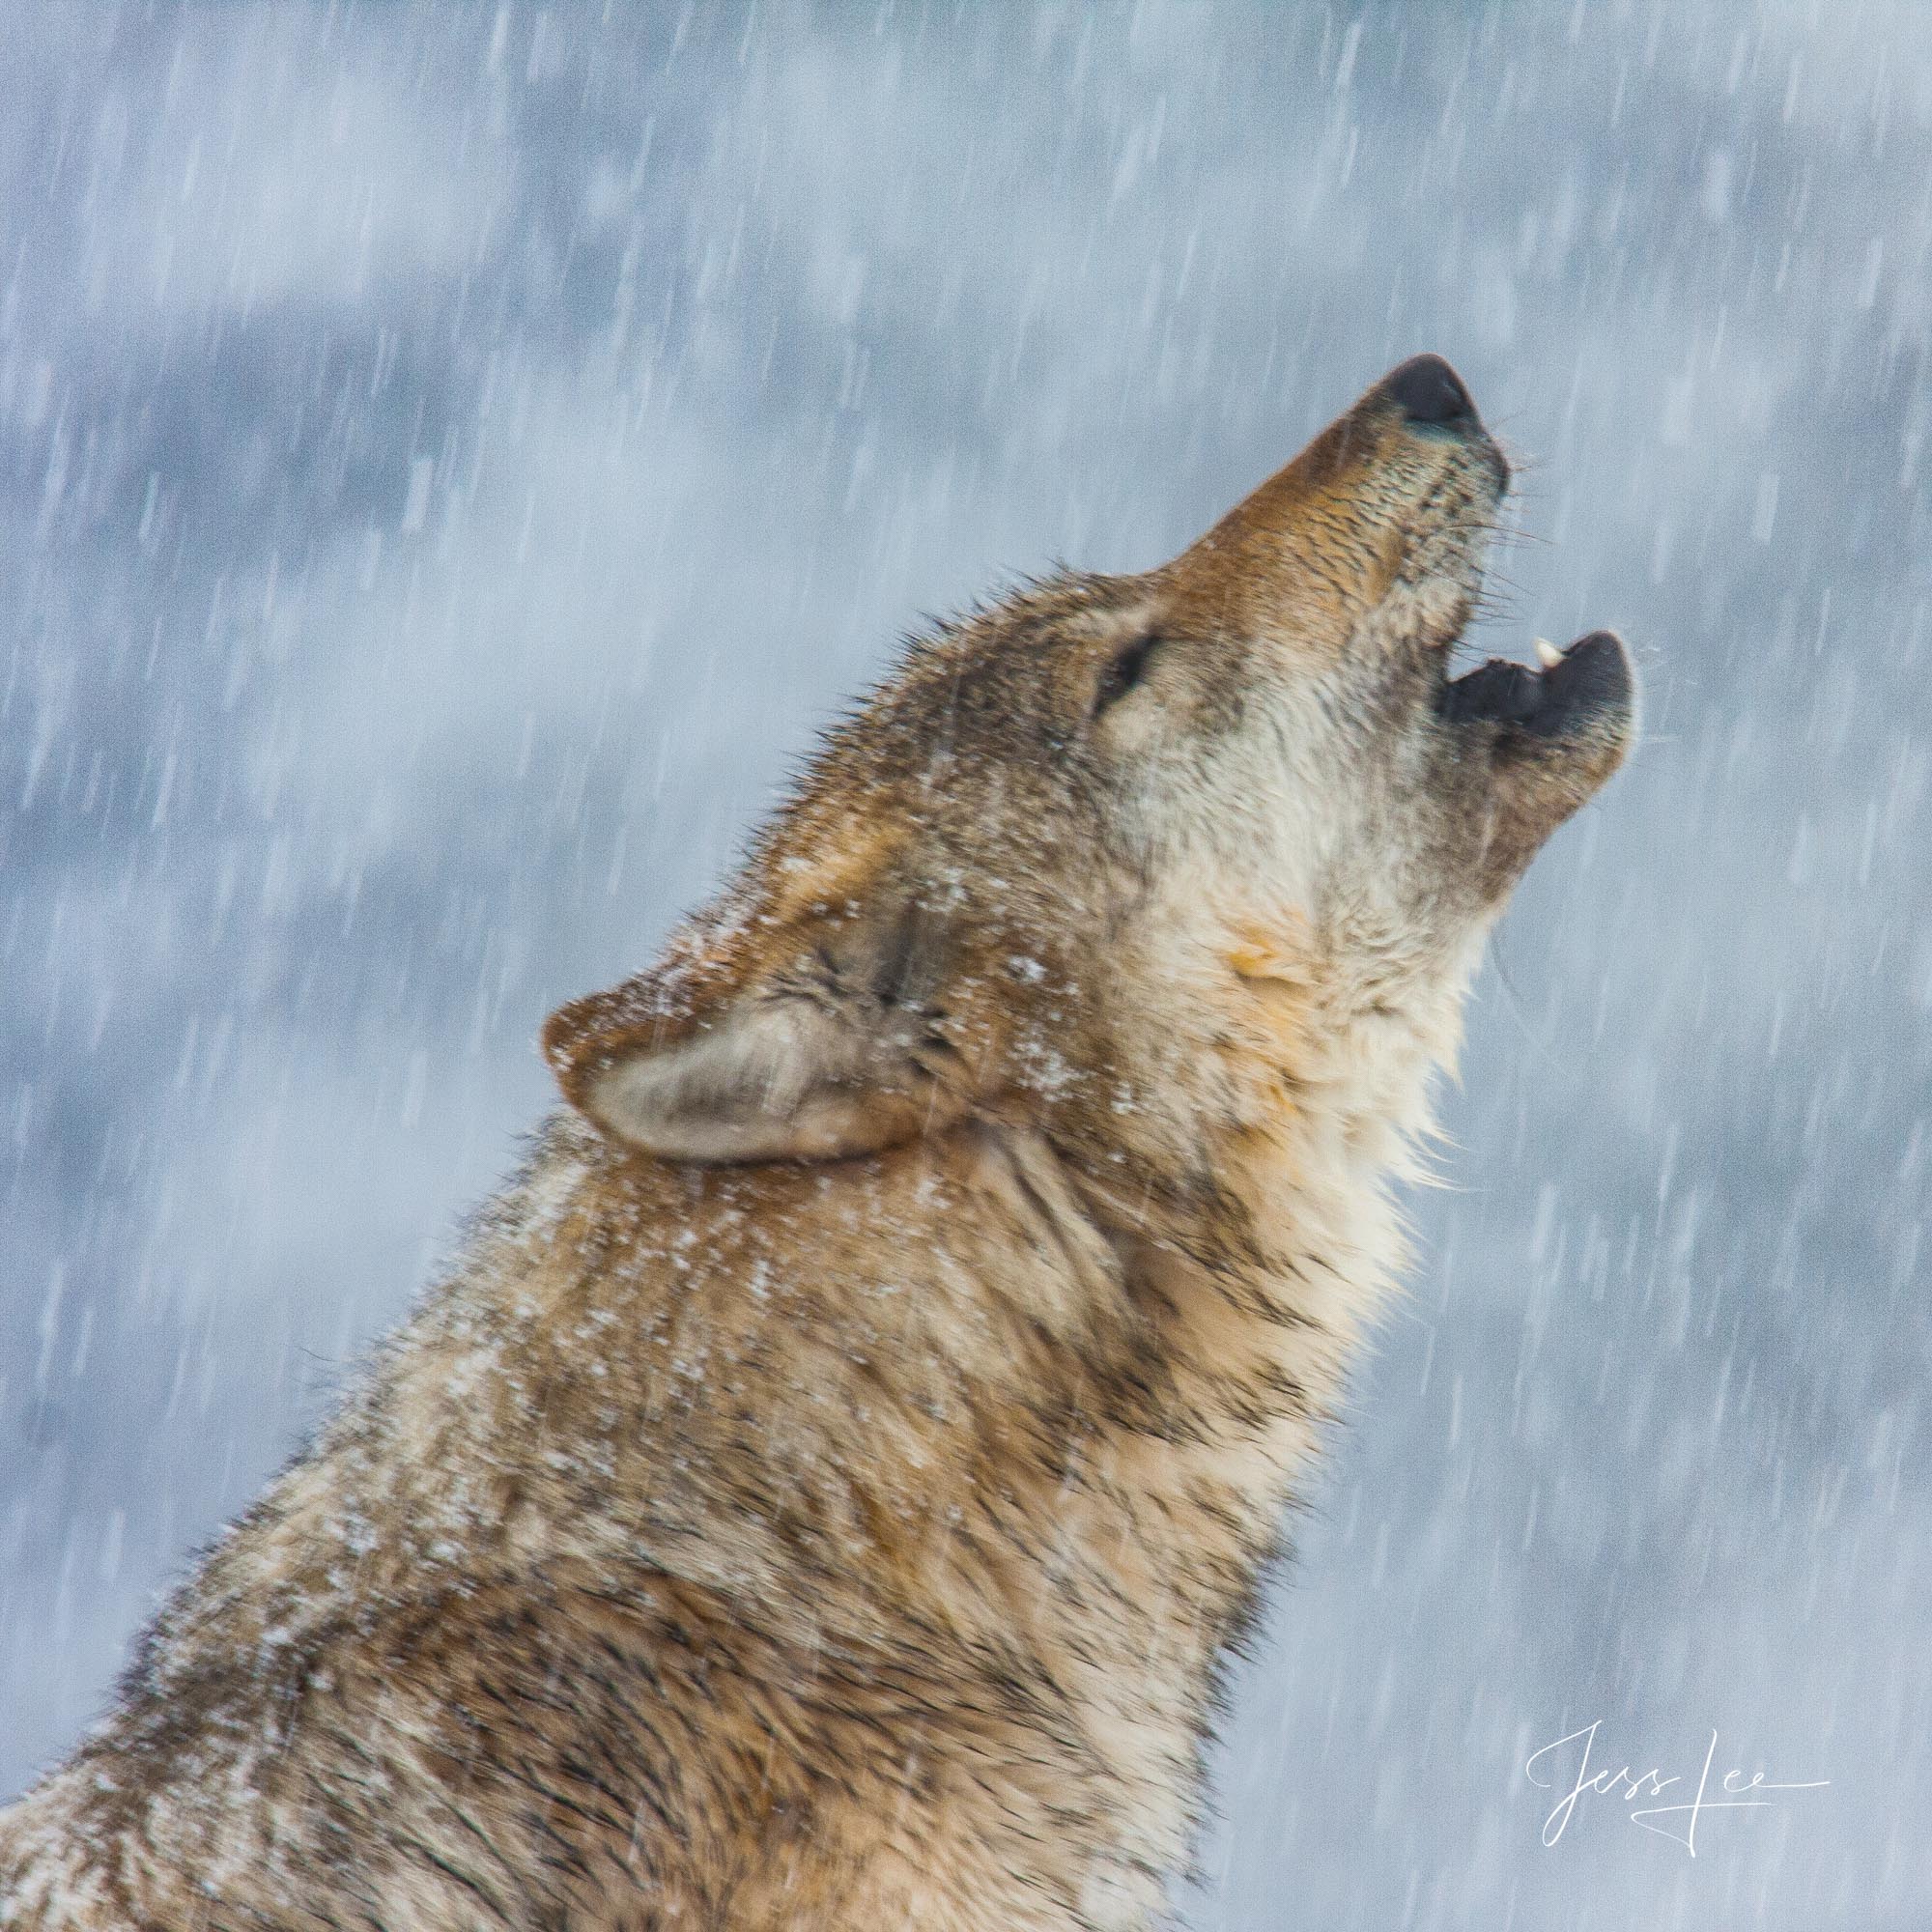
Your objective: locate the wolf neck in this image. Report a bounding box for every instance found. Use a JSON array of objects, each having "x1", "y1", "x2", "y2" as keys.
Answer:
[
  {"x1": 512, "y1": 931, "x2": 1481, "y2": 1668},
  {"x1": 1048, "y1": 942, "x2": 1477, "y2": 1587}
]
